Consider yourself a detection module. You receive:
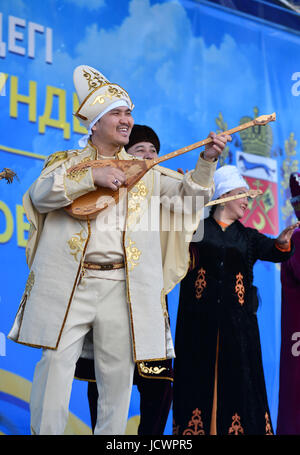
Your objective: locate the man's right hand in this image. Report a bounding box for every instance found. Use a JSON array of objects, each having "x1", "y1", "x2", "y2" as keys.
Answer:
[
  {"x1": 92, "y1": 166, "x2": 127, "y2": 191},
  {"x1": 203, "y1": 132, "x2": 232, "y2": 162}
]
